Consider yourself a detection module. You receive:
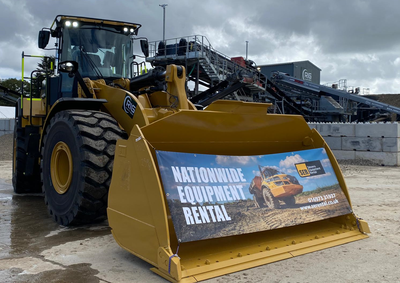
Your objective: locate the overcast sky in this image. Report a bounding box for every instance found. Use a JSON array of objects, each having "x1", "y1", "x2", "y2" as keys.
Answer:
[{"x1": 1, "y1": 0, "x2": 399, "y2": 94}]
